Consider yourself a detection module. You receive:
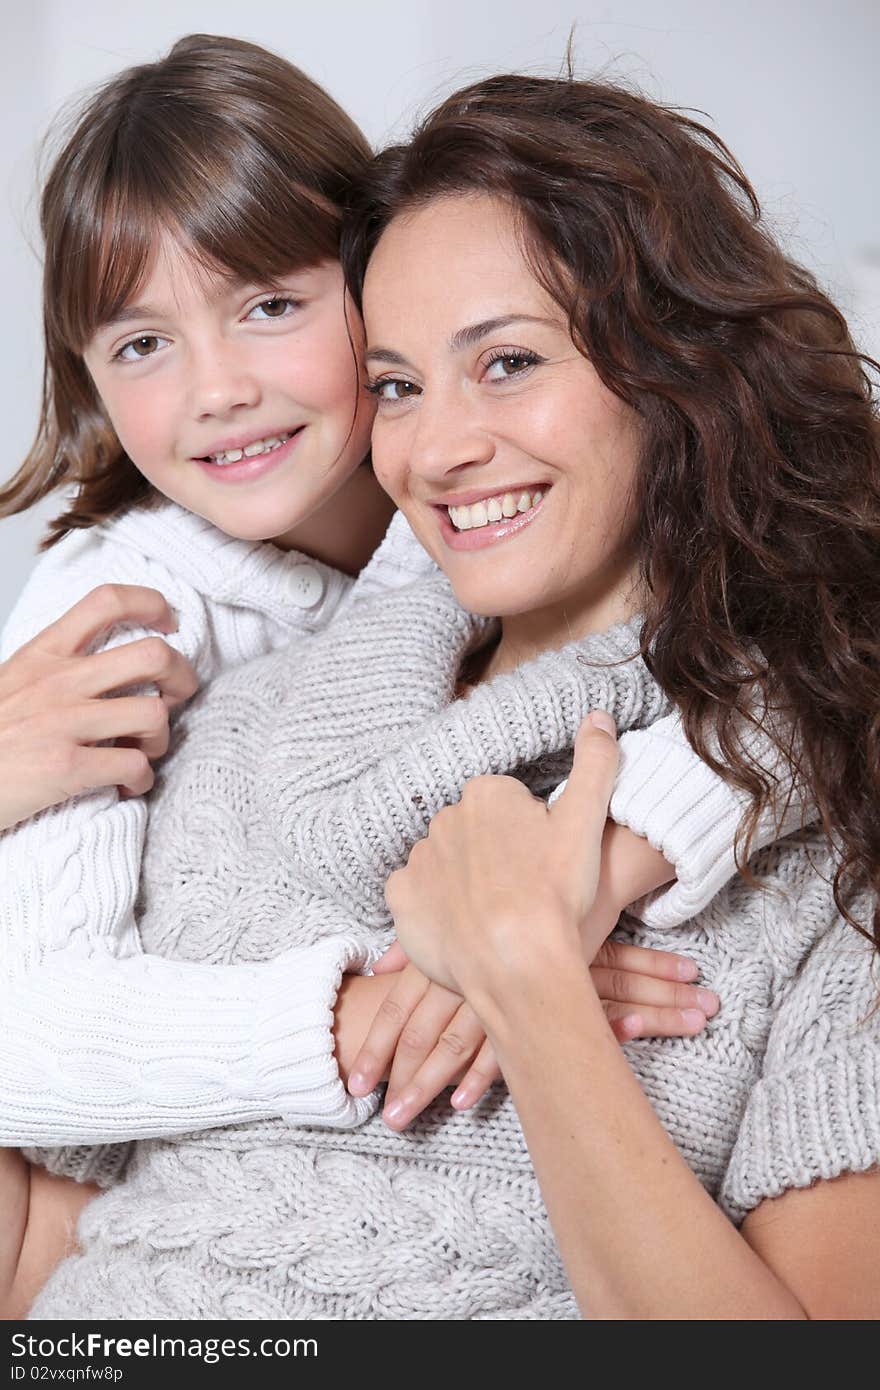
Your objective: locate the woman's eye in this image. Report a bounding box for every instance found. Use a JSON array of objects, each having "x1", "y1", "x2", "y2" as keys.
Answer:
[
  {"x1": 366, "y1": 378, "x2": 422, "y2": 402},
  {"x1": 248, "y1": 297, "x2": 298, "y2": 321},
  {"x1": 116, "y1": 334, "x2": 168, "y2": 362},
  {"x1": 483, "y1": 351, "x2": 540, "y2": 381}
]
